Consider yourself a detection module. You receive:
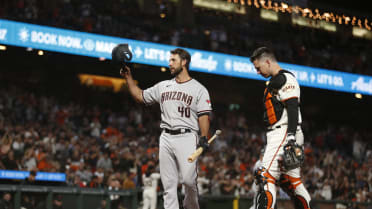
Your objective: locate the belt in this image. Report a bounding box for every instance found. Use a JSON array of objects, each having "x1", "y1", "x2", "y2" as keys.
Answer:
[
  {"x1": 163, "y1": 128, "x2": 191, "y2": 135},
  {"x1": 267, "y1": 125, "x2": 281, "y2": 132},
  {"x1": 267, "y1": 124, "x2": 301, "y2": 132}
]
